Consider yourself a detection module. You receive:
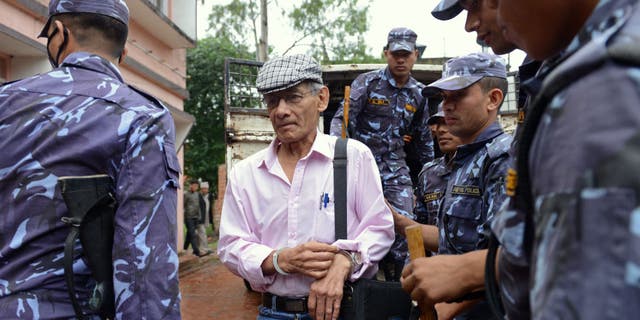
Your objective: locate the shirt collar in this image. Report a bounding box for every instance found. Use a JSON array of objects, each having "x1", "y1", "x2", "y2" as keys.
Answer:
[
  {"x1": 60, "y1": 52, "x2": 124, "y2": 83},
  {"x1": 454, "y1": 121, "x2": 504, "y2": 161},
  {"x1": 260, "y1": 130, "x2": 332, "y2": 169},
  {"x1": 383, "y1": 67, "x2": 418, "y2": 89}
]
